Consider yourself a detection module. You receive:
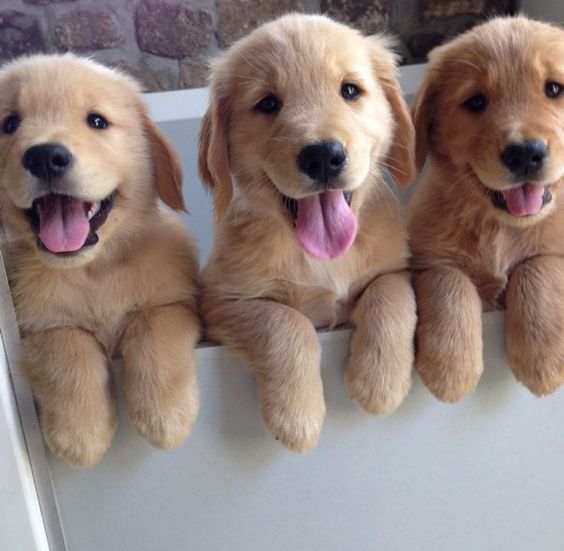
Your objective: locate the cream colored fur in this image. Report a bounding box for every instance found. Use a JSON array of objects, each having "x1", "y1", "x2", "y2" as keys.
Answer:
[
  {"x1": 409, "y1": 16, "x2": 564, "y2": 401},
  {"x1": 0, "y1": 54, "x2": 200, "y2": 466},
  {"x1": 199, "y1": 14, "x2": 417, "y2": 452}
]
